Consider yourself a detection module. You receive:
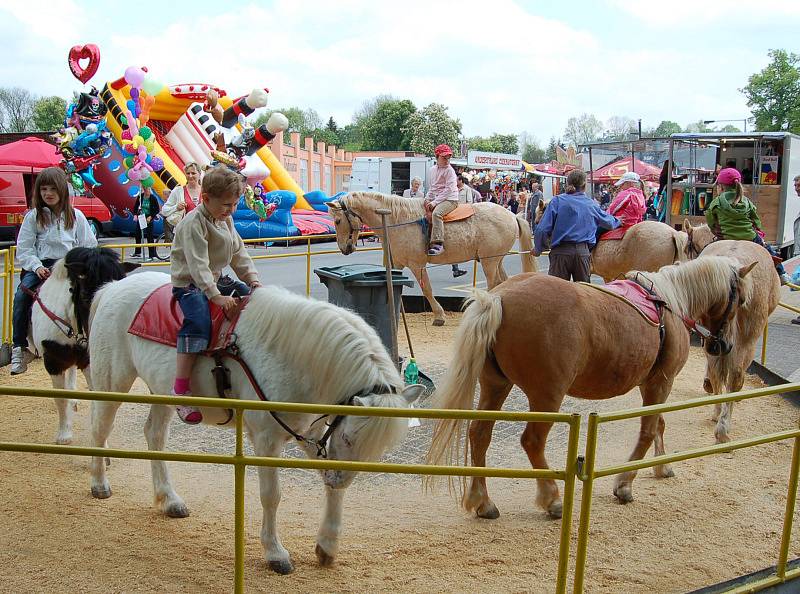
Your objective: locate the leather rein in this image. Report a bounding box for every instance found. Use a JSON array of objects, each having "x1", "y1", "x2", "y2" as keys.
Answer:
[{"x1": 23, "y1": 284, "x2": 87, "y2": 347}]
